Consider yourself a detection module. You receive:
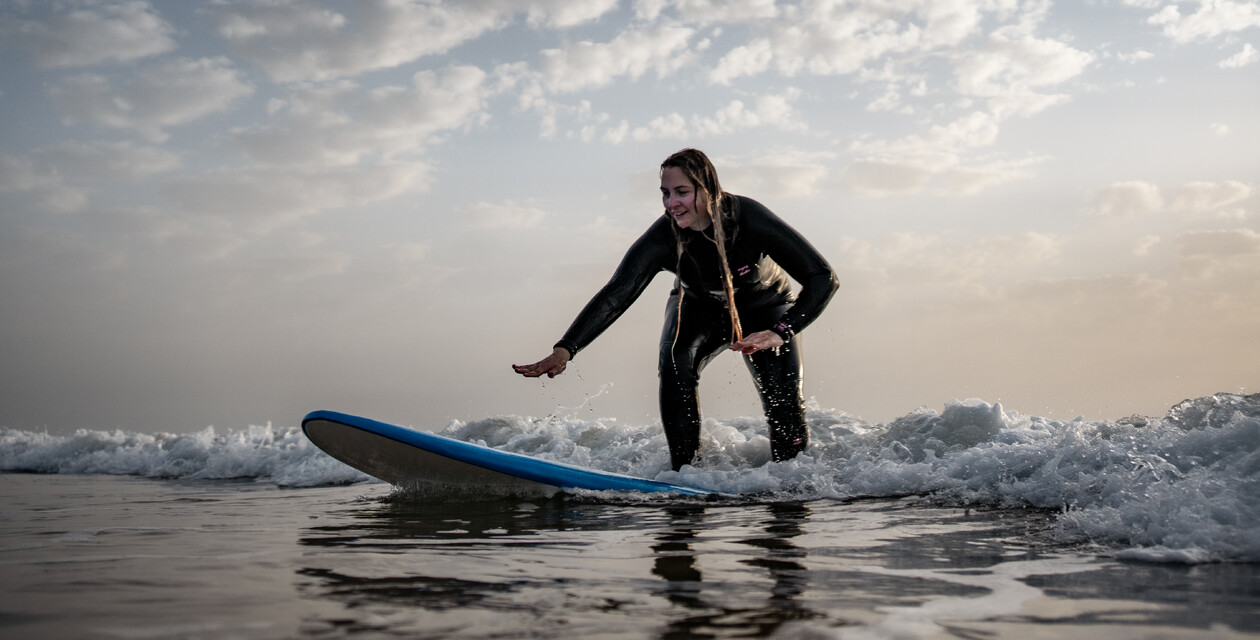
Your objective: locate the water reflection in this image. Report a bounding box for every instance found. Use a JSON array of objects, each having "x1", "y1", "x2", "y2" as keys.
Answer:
[
  {"x1": 652, "y1": 502, "x2": 824, "y2": 638},
  {"x1": 290, "y1": 494, "x2": 1247, "y2": 639}
]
